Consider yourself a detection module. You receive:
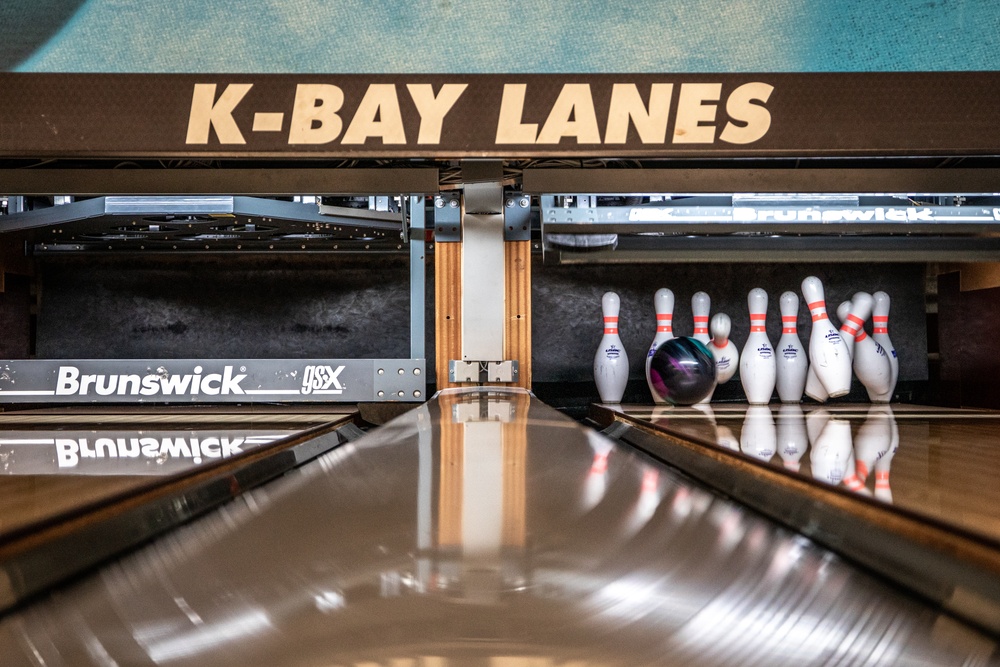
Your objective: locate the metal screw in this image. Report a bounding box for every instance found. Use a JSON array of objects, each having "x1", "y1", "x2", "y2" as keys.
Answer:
[
  {"x1": 505, "y1": 198, "x2": 514, "y2": 208},
  {"x1": 448, "y1": 199, "x2": 459, "y2": 208},
  {"x1": 398, "y1": 368, "x2": 405, "y2": 375},
  {"x1": 413, "y1": 368, "x2": 421, "y2": 376},
  {"x1": 378, "y1": 368, "x2": 384, "y2": 375},
  {"x1": 519, "y1": 197, "x2": 529, "y2": 208},
  {"x1": 435, "y1": 198, "x2": 445, "y2": 208},
  {"x1": 414, "y1": 390, "x2": 421, "y2": 398},
  {"x1": 377, "y1": 390, "x2": 385, "y2": 397}
]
